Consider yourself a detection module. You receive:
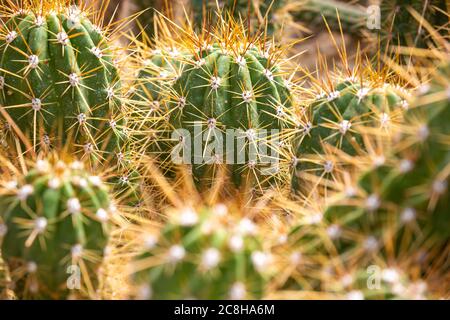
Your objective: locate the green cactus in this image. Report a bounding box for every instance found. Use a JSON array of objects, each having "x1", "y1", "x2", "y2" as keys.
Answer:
[
  {"x1": 0, "y1": 155, "x2": 115, "y2": 299},
  {"x1": 292, "y1": 78, "x2": 409, "y2": 191},
  {"x1": 131, "y1": 205, "x2": 273, "y2": 299},
  {"x1": 315, "y1": 63, "x2": 450, "y2": 256},
  {"x1": 166, "y1": 39, "x2": 292, "y2": 189},
  {"x1": 0, "y1": 2, "x2": 125, "y2": 160},
  {"x1": 359, "y1": 62, "x2": 450, "y2": 240}
]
